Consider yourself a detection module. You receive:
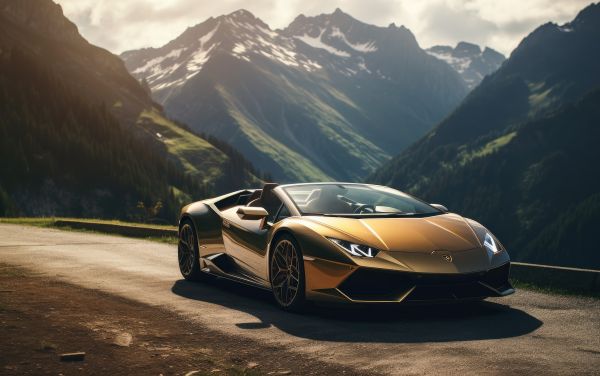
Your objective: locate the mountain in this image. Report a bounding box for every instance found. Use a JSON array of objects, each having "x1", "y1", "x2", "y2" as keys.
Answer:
[
  {"x1": 369, "y1": 3, "x2": 600, "y2": 268},
  {"x1": 121, "y1": 8, "x2": 468, "y2": 182},
  {"x1": 426, "y1": 42, "x2": 505, "y2": 89},
  {"x1": 0, "y1": 0, "x2": 260, "y2": 221}
]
